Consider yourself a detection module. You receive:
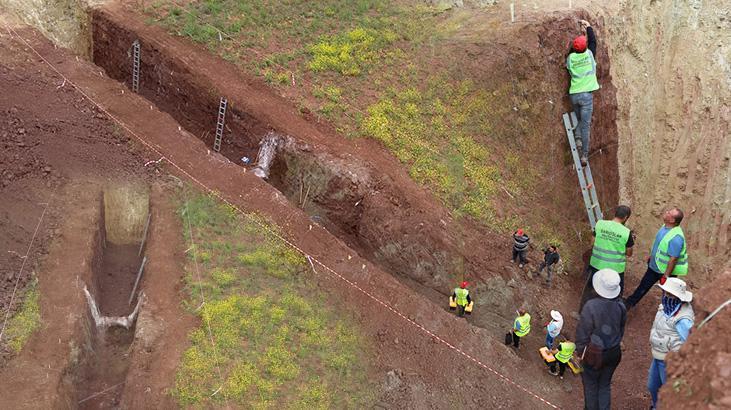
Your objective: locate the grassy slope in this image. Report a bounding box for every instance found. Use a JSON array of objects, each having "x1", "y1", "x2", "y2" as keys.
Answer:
[
  {"x1": 1, "y1": 278, "x2": 40, "y2": 355},
  {"x1": 143, "y1": 0, "x2": 581, "y2": 260},
  {"x1": 174, "y1": 190, "x2": 373, "y2": 408}
]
